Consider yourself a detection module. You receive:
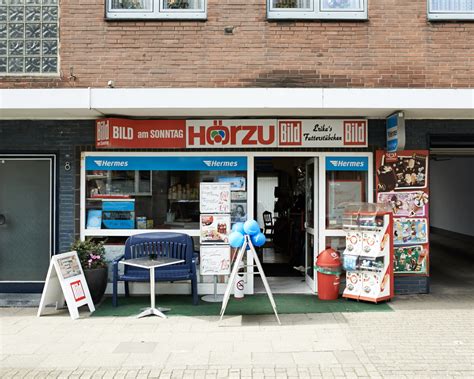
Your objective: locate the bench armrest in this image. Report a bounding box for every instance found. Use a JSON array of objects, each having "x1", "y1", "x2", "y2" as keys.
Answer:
[{"x1": 113, "y1": 254, "x2": 125, "y2": 266}]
